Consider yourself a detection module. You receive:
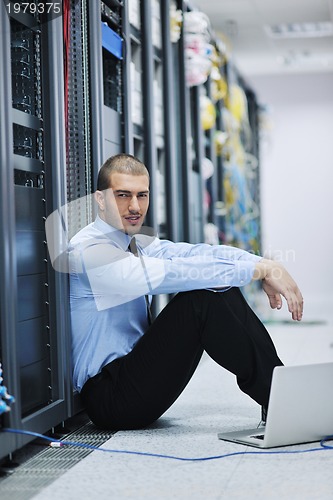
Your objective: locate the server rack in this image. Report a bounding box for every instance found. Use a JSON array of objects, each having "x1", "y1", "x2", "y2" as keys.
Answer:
[
  {"x1": 100, "y1": 0, "x2": 123, "y2": 163},
  {"x1": 160, "y1": 1, "x2": 182, "y2": 243},
  {"x1": 221, "y1": 63, "x2": 261, "y2": 254},
  {"x1": 123, "y1": 0, "x2": 159, "y2": 234},
  {"x1": 65, "y1": 0, "x2": 94, "y2": 239},
  {"x1": 65, "y1": 0, "x2": 124, "y2": 236},
  {"x1": 202, "y1": 51, "x2": 229, "y2": 244},
  {"x1": 123, "y1": 0, "x2": 182, "y2": 242},
  {"x1": 175, "y1": 0, "x2": 210, "y2": 244},
  {"x1": 243, "y1": 84, "x2": 261, "y2": 256},
  {"x1": 0, "y1": 1, "x2": 18, "y2": 459},
  {"x1": 0, "y1": 3, "x2": 69, "y2": 460},
  {"x1": 214, "y1": 60, "x2": 229, "y2": 242},
  {"x1": 204, "y1": 76, "x2": 218, "y2": 229}
]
